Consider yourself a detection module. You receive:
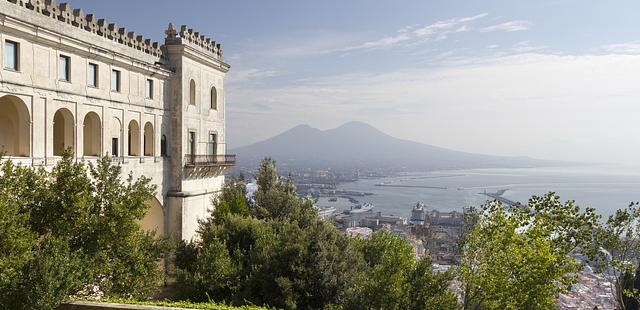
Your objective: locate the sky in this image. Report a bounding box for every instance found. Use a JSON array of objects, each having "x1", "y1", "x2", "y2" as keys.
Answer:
[{"x1": 67, "y1": 0, "x2": 640, "y2": 164}]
